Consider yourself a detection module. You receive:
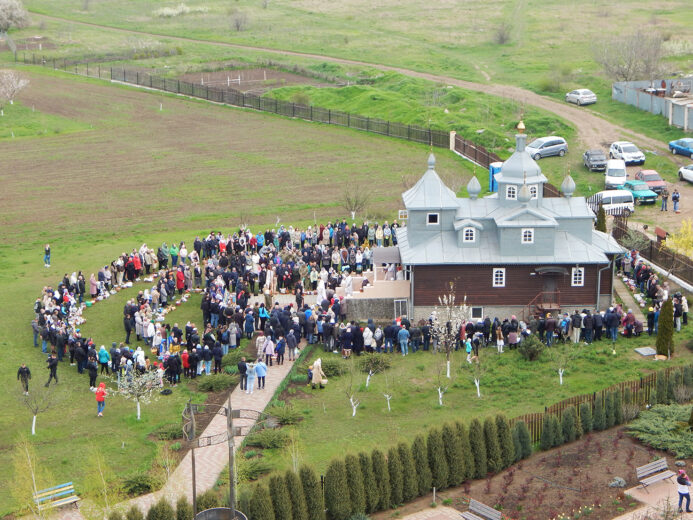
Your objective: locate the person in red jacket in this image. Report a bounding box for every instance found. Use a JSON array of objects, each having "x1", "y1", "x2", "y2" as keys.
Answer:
[
  {"x1": 181, "y1": 349, "x2": 190, "y2": 378},
  {"x1": 176, "y1": 267, "x2": 185, "y2": 295},
  {"x1": 94, "y1": 382, "x2": 107, "y2": 417}
]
